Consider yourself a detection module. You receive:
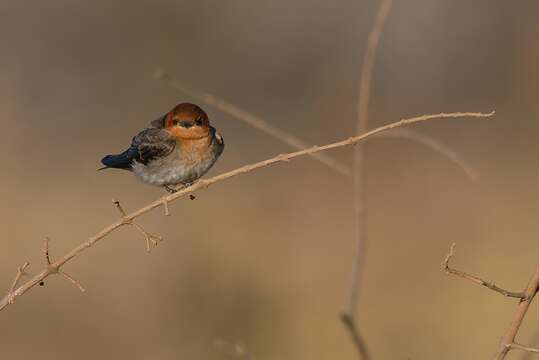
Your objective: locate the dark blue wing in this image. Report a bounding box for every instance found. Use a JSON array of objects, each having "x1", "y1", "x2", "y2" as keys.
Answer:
[{"x1": 101, "y1": 128, "x2": 175, "y2": 170}]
